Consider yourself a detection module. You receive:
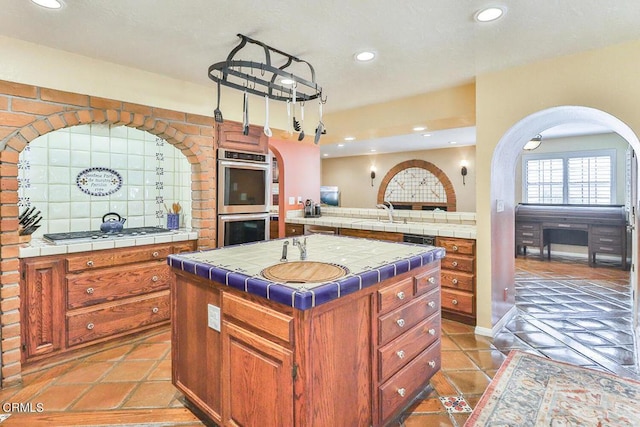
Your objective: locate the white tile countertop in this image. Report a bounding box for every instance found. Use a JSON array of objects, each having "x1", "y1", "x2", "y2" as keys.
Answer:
[
  {"x1": 286, "y1": 208, "x2": 476, "y2": 239},
  {"x1": 19, "y1": 229, "x2": 198, "y2": 258}
]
